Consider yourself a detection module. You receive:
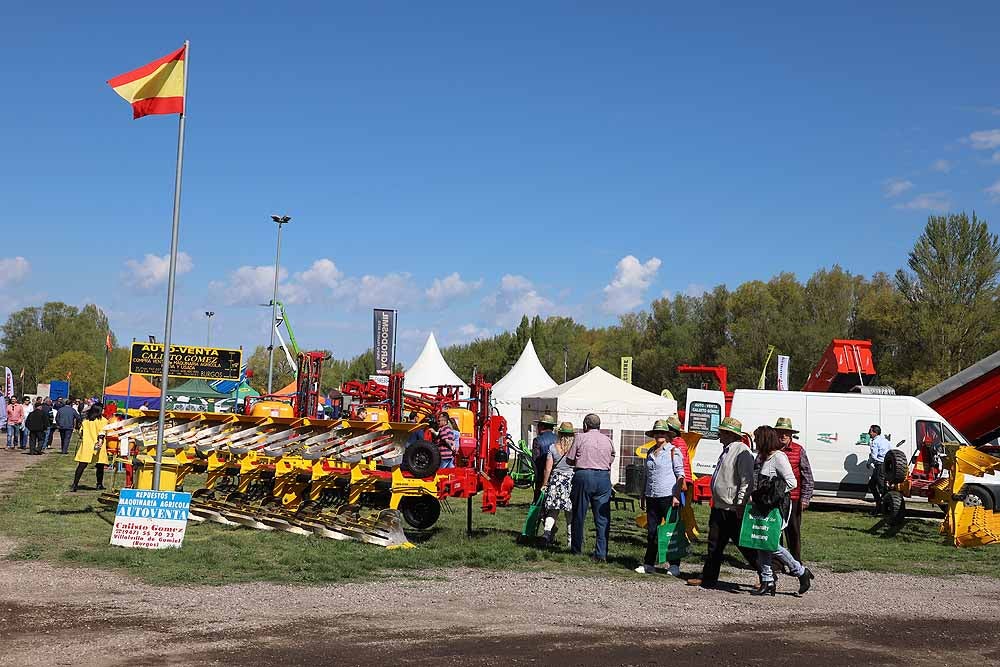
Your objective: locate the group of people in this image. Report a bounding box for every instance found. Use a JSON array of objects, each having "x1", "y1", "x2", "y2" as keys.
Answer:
[
  {"x1": 530, "y1": 411, "x2": 818, "y2": 595},
  {"x1": 2, "y1": 395, "x2": 94, "y2": 455}
]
